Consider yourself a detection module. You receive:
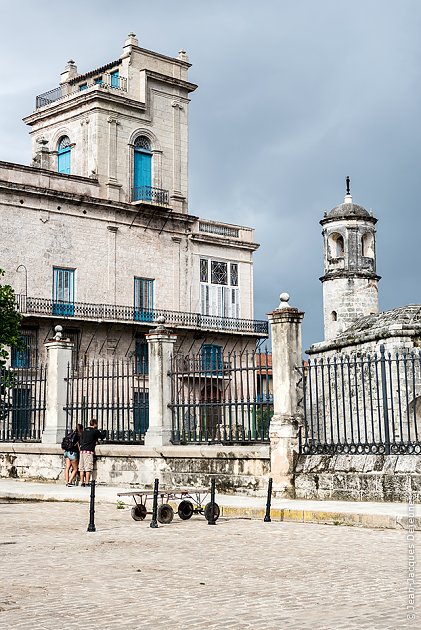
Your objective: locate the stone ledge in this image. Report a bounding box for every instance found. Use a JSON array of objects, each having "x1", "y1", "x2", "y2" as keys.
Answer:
[{"x1": 0, "y1": 443, "x2": 269, "y2": 460}]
